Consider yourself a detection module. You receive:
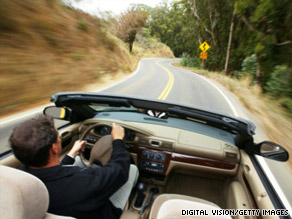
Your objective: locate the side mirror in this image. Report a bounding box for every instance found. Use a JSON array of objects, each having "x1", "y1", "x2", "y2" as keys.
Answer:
[
  {"x1": 255, "y1": 141, "x2": 289, "y2": 162},
  {"x1": 43, "y1": 106, "x2": 70, "y2": 120}
]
